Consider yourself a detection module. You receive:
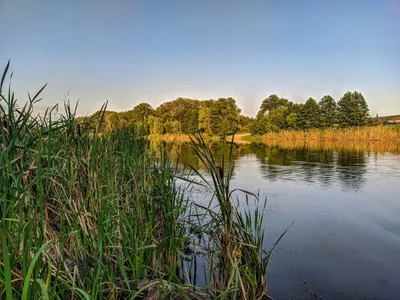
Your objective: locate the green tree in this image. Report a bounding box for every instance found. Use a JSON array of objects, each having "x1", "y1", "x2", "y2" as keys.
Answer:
[
  {"x1": 238, "y1": 115, "x2": 254, "y2": 133},
  {"x1": 198, "y1": 107, "x2": 212, "y2": 135},
  {"x1": 337, "y1": 91, "x2": 369, "y2": 127},
  {"x1": 250, "y1": 117, "x2": 268, "y2": 135},
  {"x1": 210, "y1": 97, "x2": 241, "y2": 138},
  {"x1": 148, "y1": 115, "x2": 163, "y2": 134},
  {"x1": 132, "y1": 103, "x2": 154, "y2": 123},
  {"x1": 182, "y1": 107, "x2": 199, "y2": 134},
  {"x1": 285, "y1": 112, "x2": 298, "y2": 129},
  {"x1": 268, "y1": 106, "x2": 288, "y2": 130},
  {"x1": 253, "y1": 95, "x2": 290, "y2": 134},
  {"x1": 299, "y1": 98, "x2": 320, "y2": 129},
  {"x1": 258, "y1": 94, "x2": 289, "y2": 115},
  {"x1": 318, "y1": 95, "x2": 337, "y2": 128},
  {"x1": 109, "y1": 111, "x2": 124, "y2": 129},
  {"x1": 164, "y1": 120, "x2": 181, "y2": 134}
]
